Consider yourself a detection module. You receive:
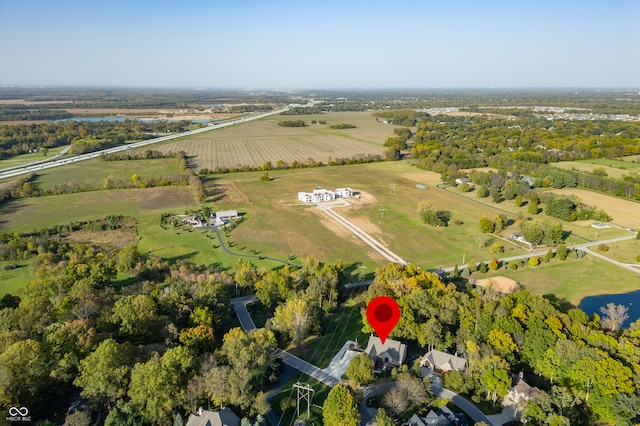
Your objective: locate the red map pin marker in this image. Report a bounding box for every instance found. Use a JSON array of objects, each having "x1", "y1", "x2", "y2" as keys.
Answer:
[{"x1": 366, "y1": 296, "x2": 401, "y2": 344}]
